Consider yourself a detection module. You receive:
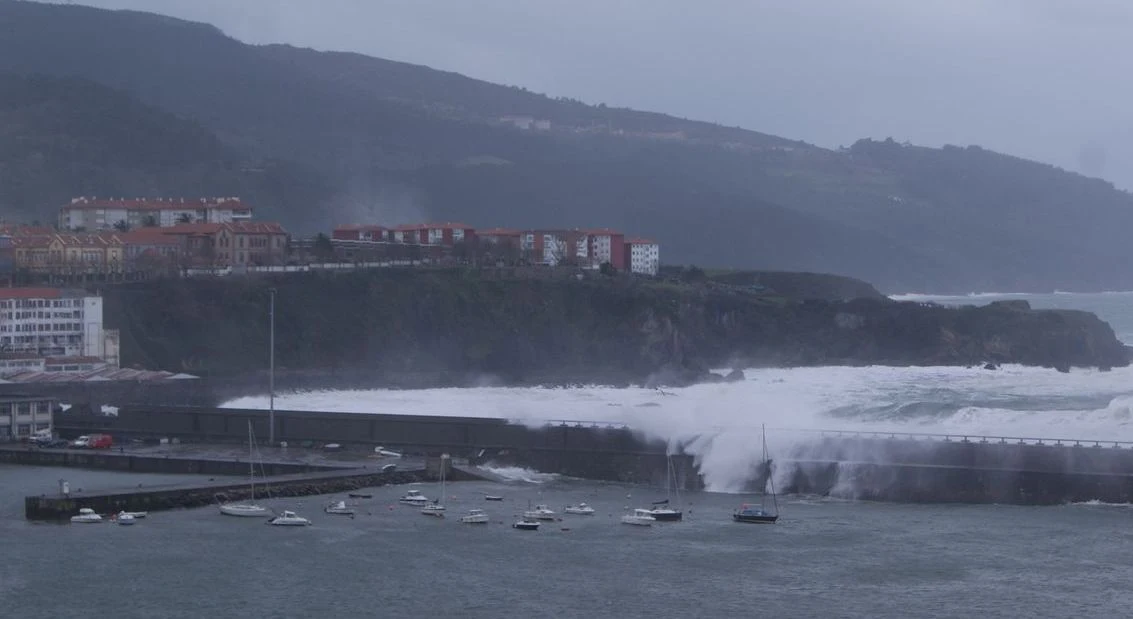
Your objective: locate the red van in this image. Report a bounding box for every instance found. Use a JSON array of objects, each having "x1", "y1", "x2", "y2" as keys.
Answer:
[{"x1": 87, "y1": 434, "x2": 114, "y2": 449}]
